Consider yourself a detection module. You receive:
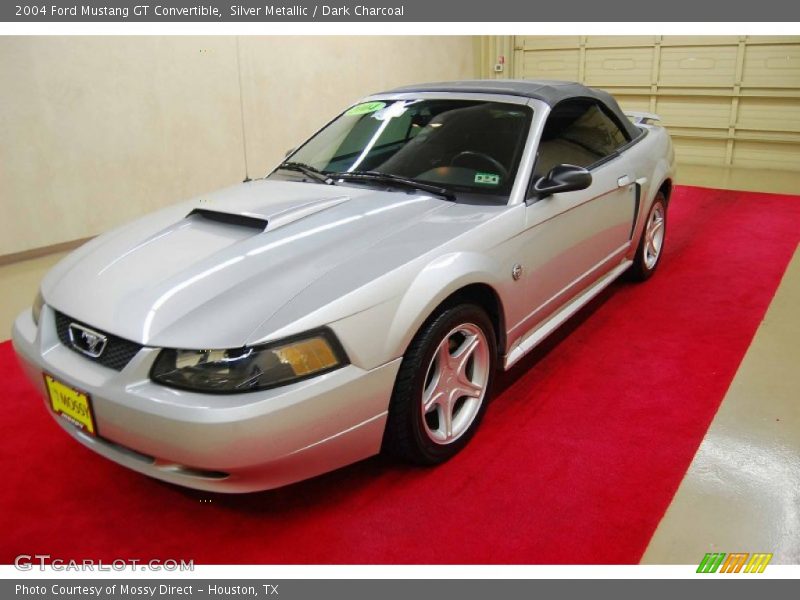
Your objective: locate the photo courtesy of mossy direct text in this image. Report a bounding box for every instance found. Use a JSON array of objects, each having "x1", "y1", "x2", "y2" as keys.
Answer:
[{"x1": 16, "y1": 584, "x2": 275, "y2": 597}]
